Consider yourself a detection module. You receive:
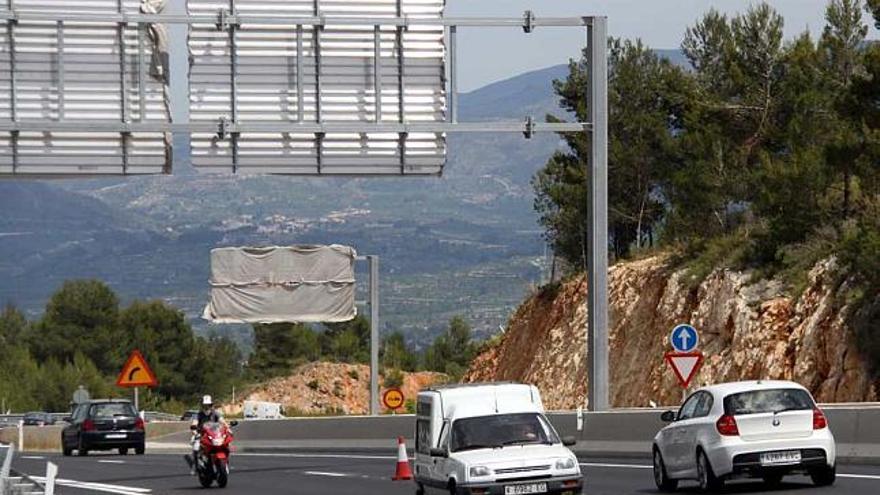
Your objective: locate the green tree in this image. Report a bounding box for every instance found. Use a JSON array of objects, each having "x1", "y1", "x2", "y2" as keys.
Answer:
[
  {"x1": 321, "y1": 316, "x2": 371, "y2": 364},
  {"x1": 422, "y1": 317, "x2": 477, "y2": 380},
  {"x1": 534, "y1": 38, "x2": 687, "y2": 261},
  {"x1": 381, "y1": 332, "x2": 418, "y2": 372},
  {"x1": 821, "y1": 0, "x2": 870, "y2": 217},
  {"x1": 28, "y1": 280, "x2": 122, "y2": 374},
  {"x1": 248, "y1": 322, "x2": 320, "y2": 379},
  {"x1": 0, "y1": 305, "x2": 27, "y2": 350}
]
